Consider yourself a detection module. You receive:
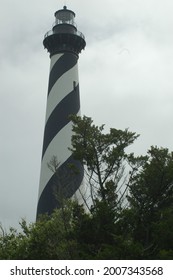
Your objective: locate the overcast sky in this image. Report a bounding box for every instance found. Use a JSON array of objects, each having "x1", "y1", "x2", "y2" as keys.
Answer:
[{"x1": 1, "y1": 0, "x2": 173, "y2": 230}]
